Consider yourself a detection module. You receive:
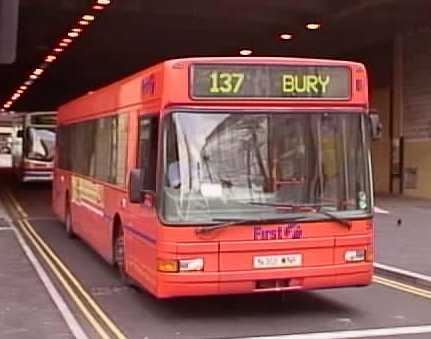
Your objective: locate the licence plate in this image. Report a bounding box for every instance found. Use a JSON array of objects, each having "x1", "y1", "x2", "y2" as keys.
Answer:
[{"x1": 253, "y1": 254, "x2": 302, "y2": 269}]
